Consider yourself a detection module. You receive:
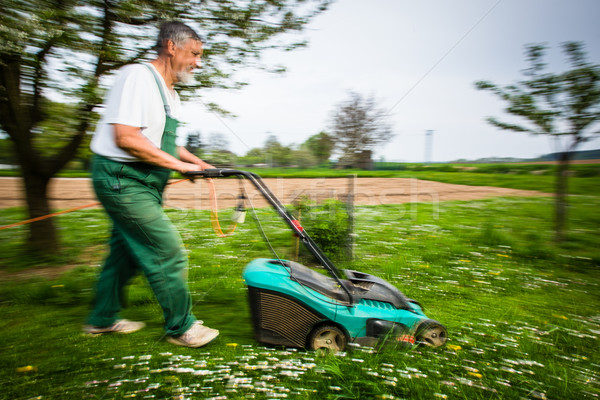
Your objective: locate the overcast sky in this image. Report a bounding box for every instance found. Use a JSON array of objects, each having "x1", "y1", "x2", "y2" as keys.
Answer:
[{"x1": 179, "y1": 0, "x2": 600, "y2": 163}]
